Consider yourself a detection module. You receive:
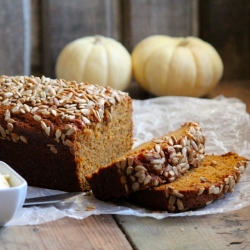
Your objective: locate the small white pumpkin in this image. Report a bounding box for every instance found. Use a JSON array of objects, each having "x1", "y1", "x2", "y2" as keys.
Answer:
[
  {"x1": 56, "y1": 35, "x2": 132, "y2": 91},
  {"x1": 132, "y1": 35, "x2": 224, "y2": 97}
]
